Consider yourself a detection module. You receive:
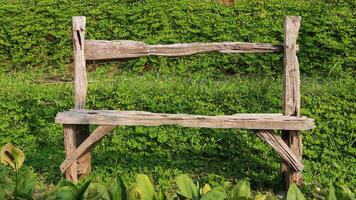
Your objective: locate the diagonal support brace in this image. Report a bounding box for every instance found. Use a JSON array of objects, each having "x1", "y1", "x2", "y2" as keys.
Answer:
[
  {"x1": 256, "y1": 130, "x2": 303, "y2": 172},
  {"x1": 61, "y1": 125, "x2": 116, "y2": 173}
]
